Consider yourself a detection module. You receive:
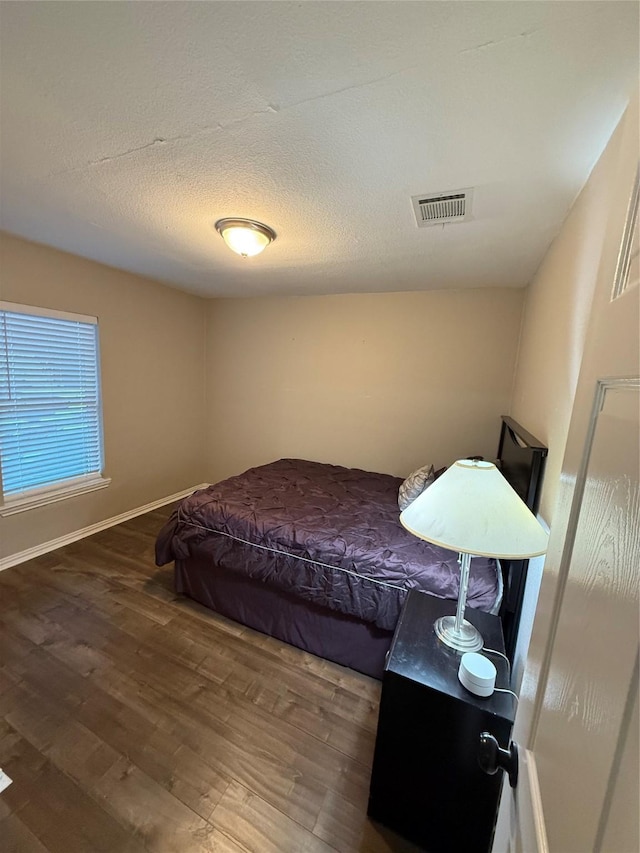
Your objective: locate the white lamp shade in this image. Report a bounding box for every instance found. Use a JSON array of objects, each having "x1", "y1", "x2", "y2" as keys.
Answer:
[{"x1": 400, "y1": 459, "x2": 548, "y2": 559}]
